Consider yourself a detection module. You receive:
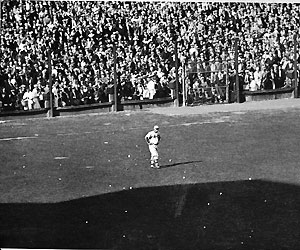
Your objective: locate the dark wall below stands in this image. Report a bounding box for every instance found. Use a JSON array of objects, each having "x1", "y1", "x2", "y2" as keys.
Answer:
[
  {"x1": 243, "y1": 87, "x2": 295, "y2": 102},
  {"x1": 0, "y1": 89, "x2": 297, "y2": 119},
  {"x1": 0, "y1": 97, "x2": 175, "y2": 119}
]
